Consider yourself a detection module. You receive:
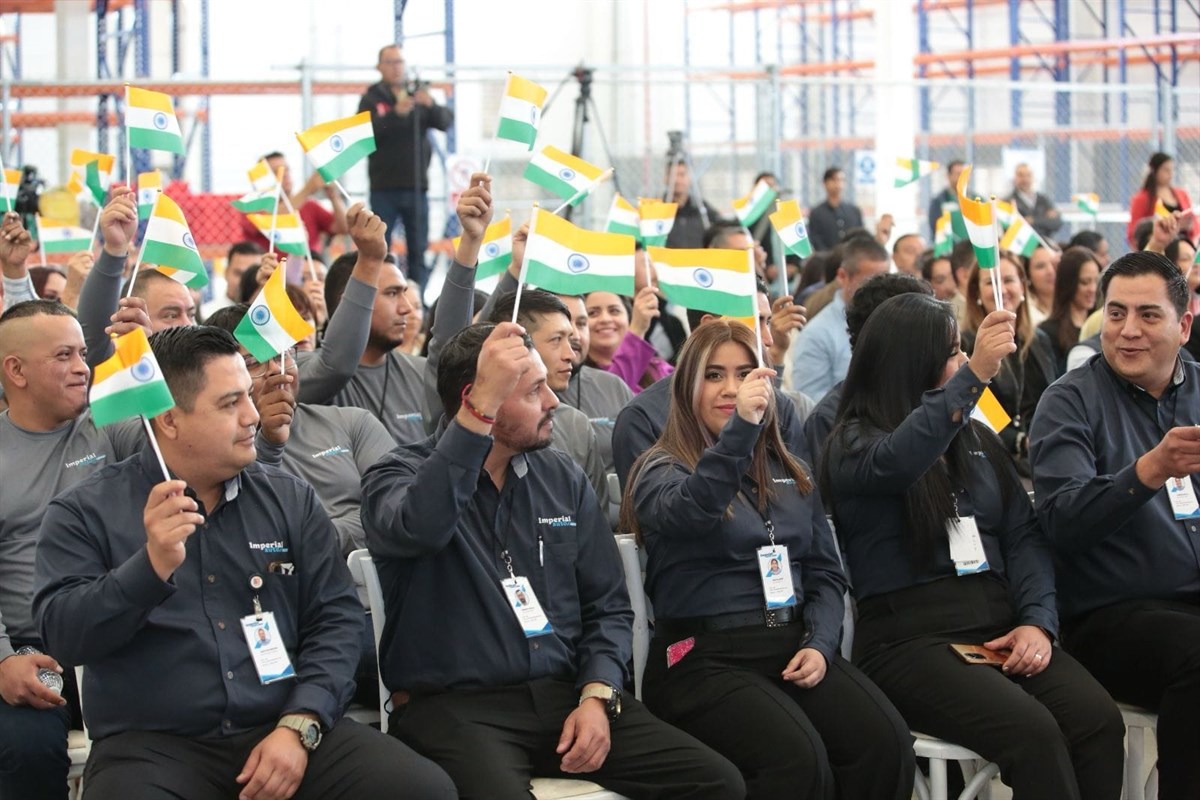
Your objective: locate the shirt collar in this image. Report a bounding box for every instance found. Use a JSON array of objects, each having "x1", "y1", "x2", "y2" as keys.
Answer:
[
  {"x1": 137, "y1": 445, "x2": 242, "y2": 503},
  {"x1": 1102, "y1": 353, "x2": 1186, "y2": 397}
]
